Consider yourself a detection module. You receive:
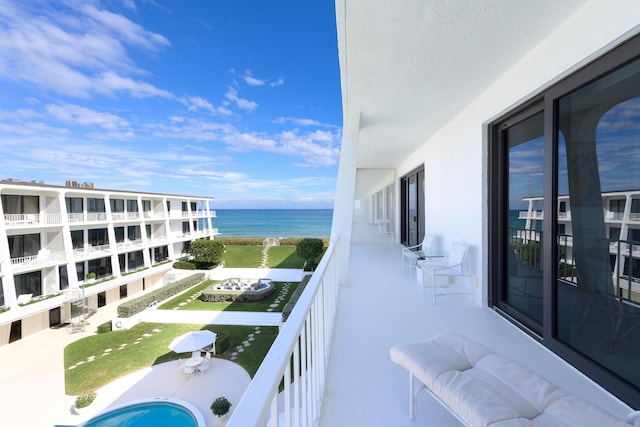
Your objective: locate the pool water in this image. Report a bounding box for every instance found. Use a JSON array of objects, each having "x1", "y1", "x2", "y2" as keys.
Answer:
[{"x1": 81, "y1": 400, "x2": 202, "y2": 427}]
